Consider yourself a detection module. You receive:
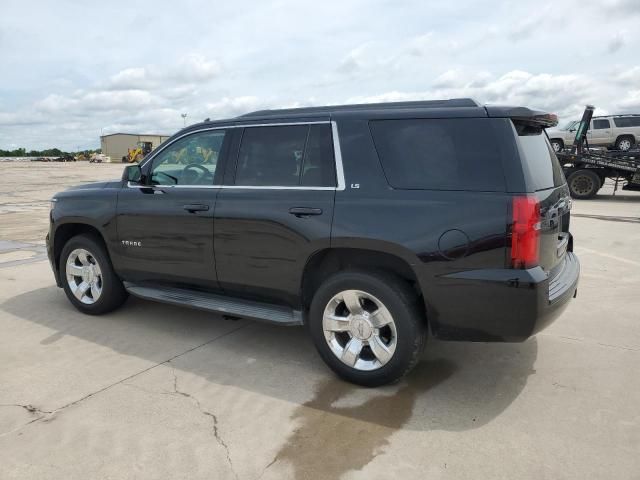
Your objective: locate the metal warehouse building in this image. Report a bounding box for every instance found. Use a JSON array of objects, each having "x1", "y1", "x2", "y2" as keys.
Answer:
[{"x1": 100, "y1": 133, "x2": 170, "y2": 162}]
